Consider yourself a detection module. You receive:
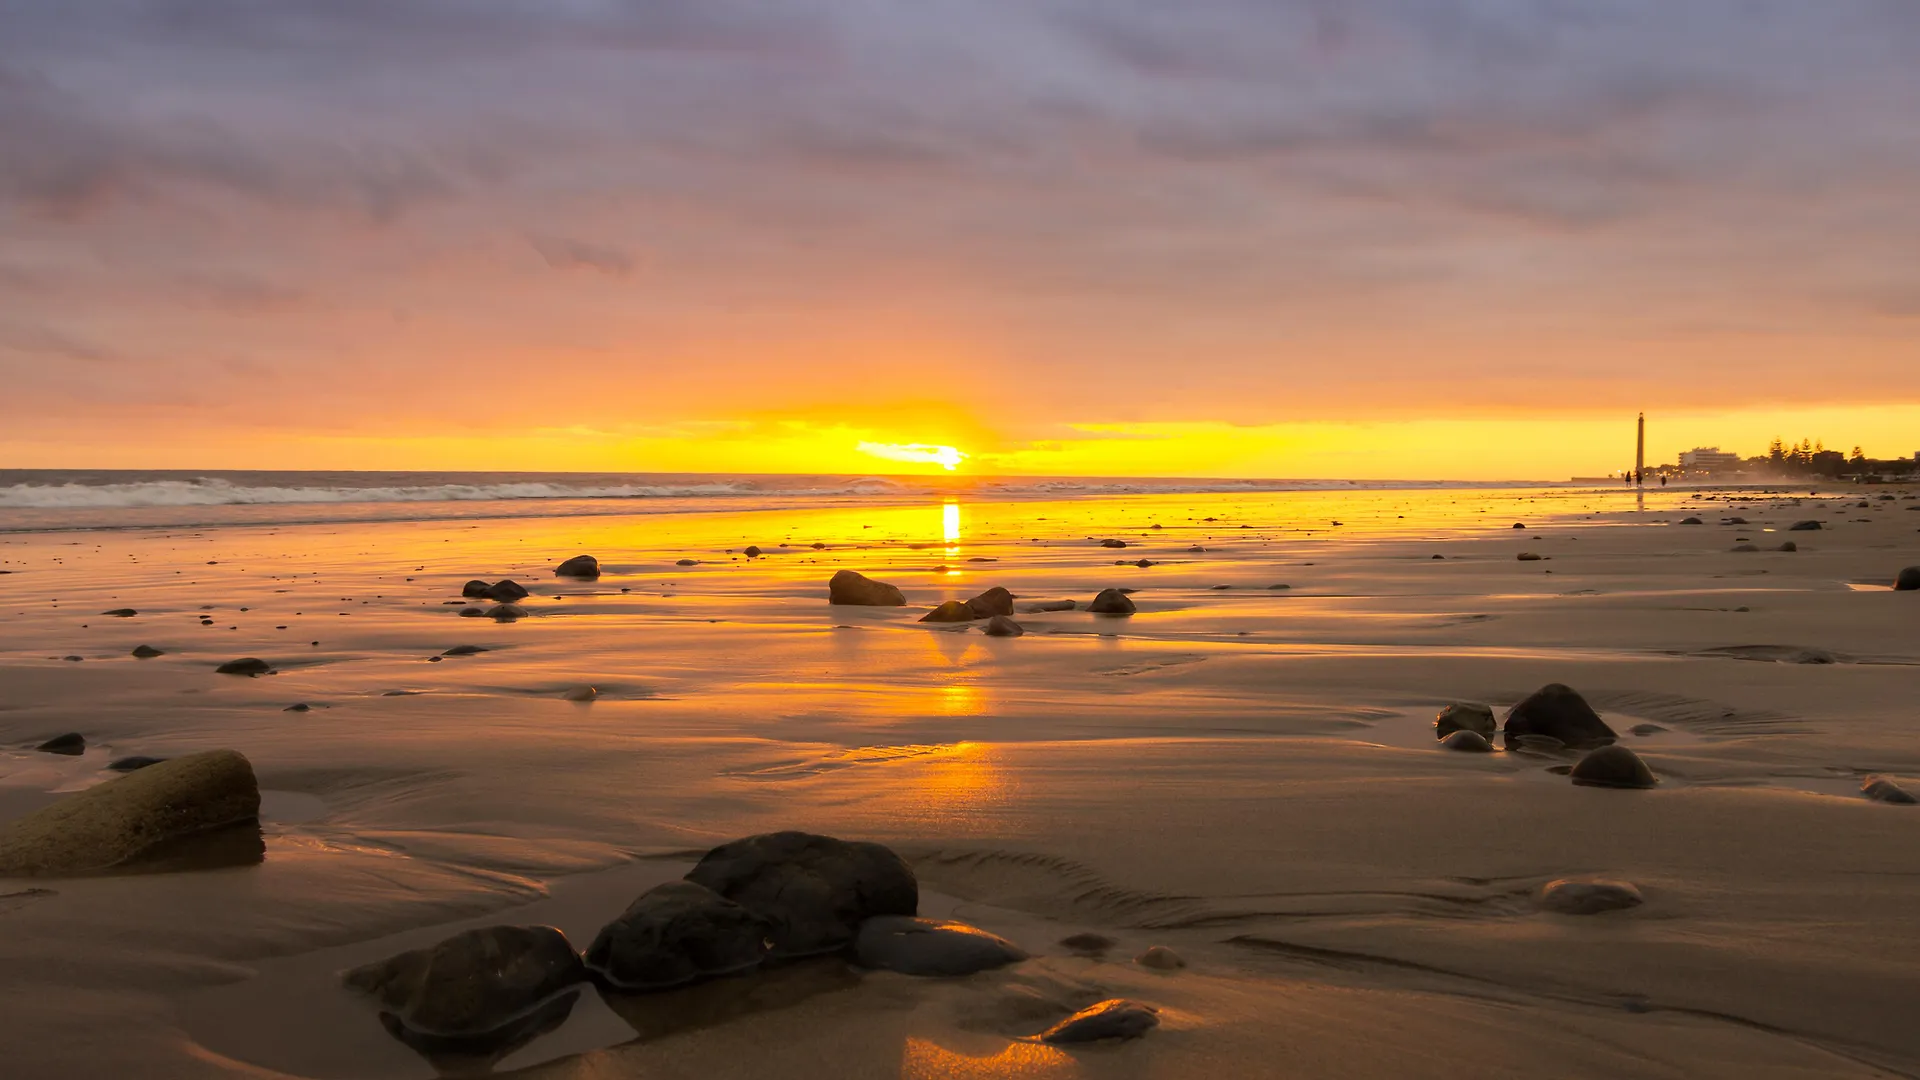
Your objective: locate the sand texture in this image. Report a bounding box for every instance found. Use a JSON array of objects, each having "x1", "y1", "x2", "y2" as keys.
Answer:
[{"x1": 2, "y1": 484, "x2": 1919, "y2": 1077}]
